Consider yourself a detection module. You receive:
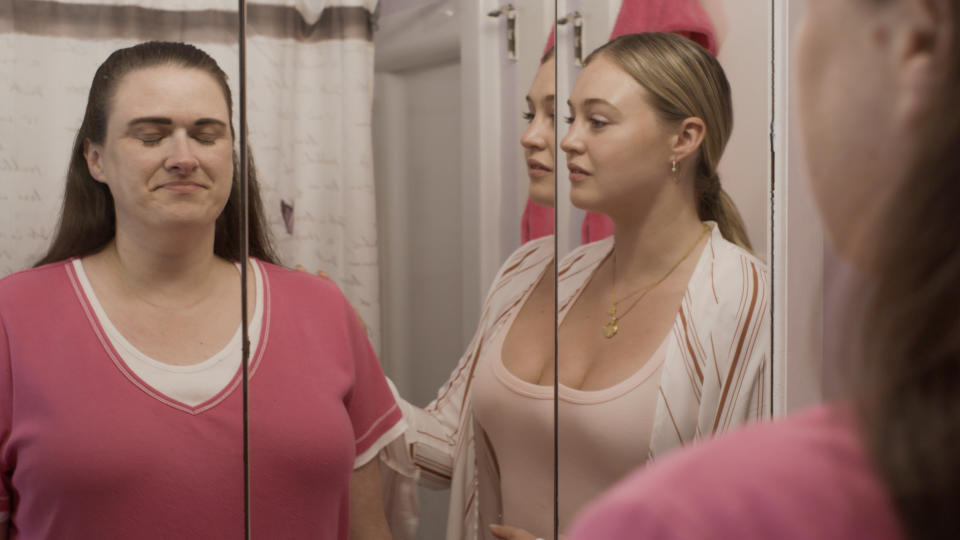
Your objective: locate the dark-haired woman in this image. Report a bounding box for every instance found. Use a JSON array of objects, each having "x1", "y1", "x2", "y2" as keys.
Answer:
[
  {"x1": 568, "y1": 1, "x2": 960, "y2": 539},
  {"x1": 0, "y1": 42, "x2": 401, "y2": 539}
]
